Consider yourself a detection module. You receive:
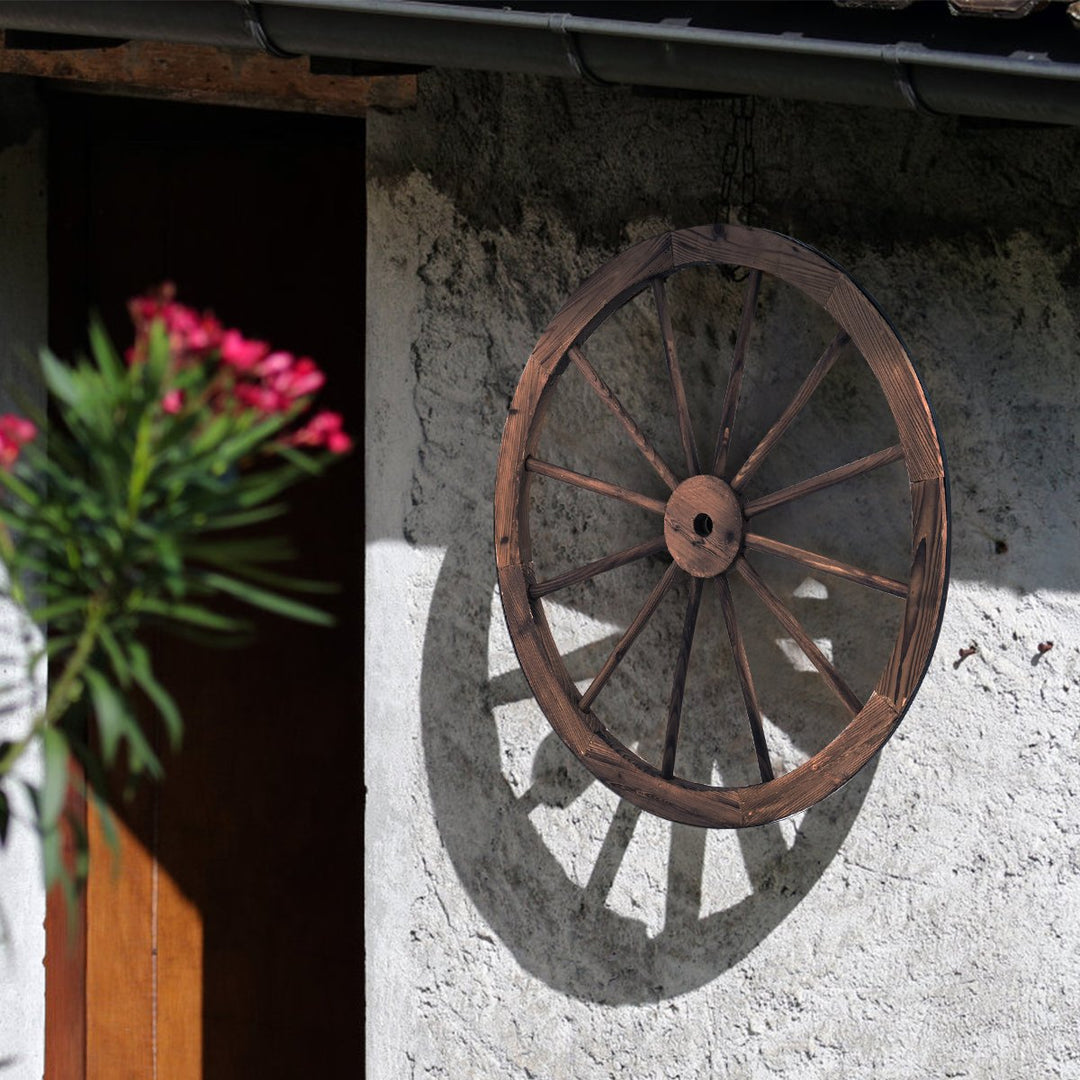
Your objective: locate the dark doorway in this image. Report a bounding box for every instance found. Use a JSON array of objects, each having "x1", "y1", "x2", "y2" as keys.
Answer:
[{"x1": 47, "y1": 92, "x2": 364, "y2": 1077}]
